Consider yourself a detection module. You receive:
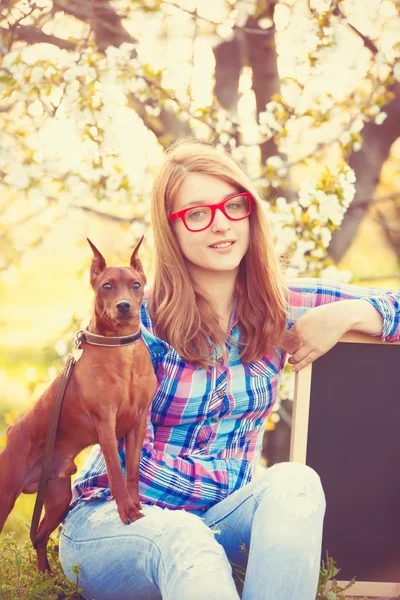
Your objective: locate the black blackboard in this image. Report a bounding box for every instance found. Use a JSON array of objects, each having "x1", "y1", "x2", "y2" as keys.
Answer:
[{"x1": 304, "y1": 340, "x2": 400, "y2": 584}]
